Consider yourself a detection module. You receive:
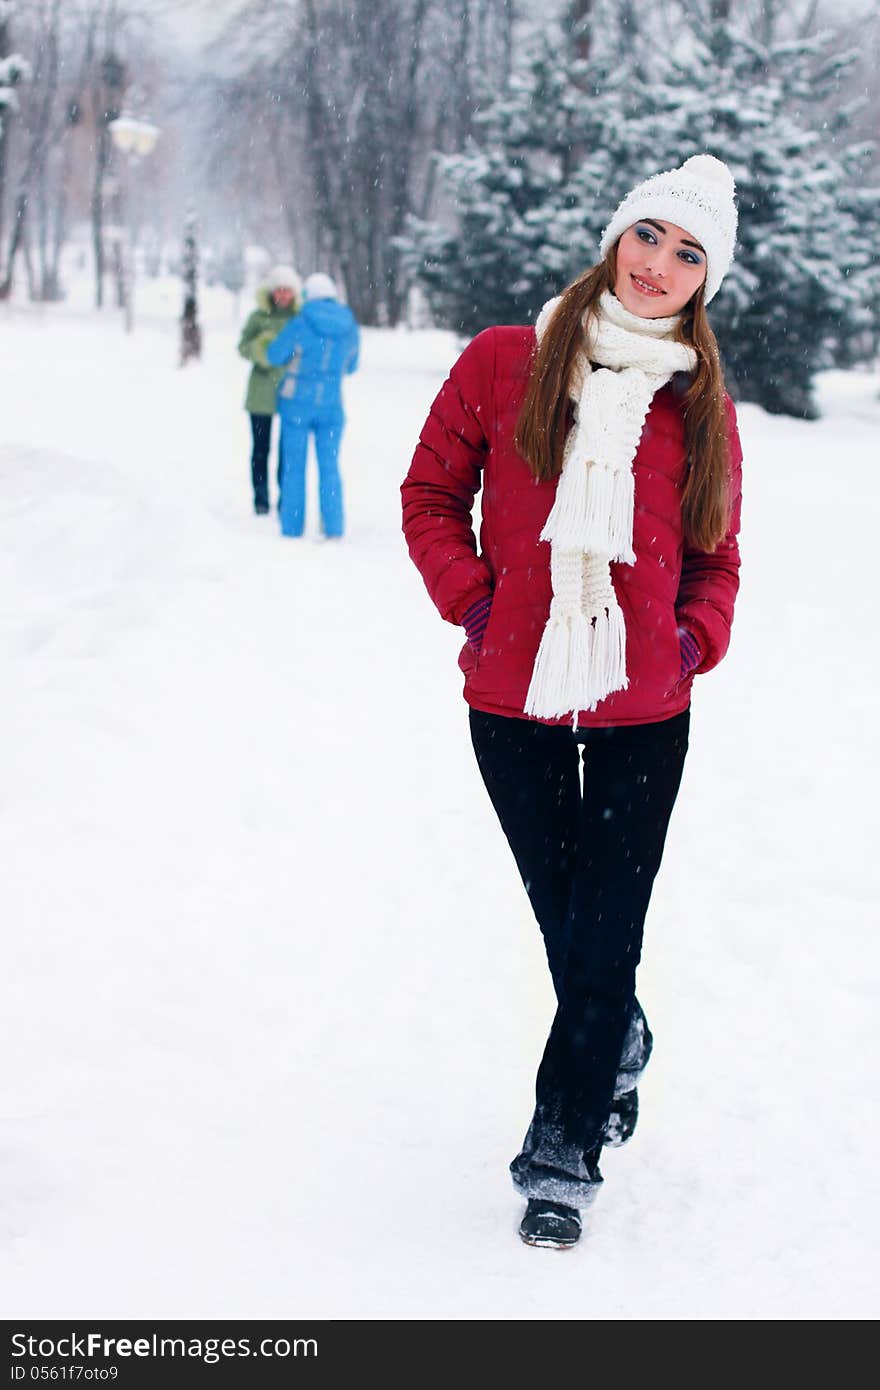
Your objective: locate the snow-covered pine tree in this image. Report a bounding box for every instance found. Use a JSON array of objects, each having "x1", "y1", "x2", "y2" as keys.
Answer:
[
  {"x1": 628, "y1": 23, "x2": 880, "y2": 417},
  {"x1": 180, "y1": 208, "x2": 202, "y2": 365},
  {"x1": 396, "y1": 31, "x2": 643, "y2": 337},
  {"x1": 400, "y1": 17, "x2": 880, "y2": 417}
]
